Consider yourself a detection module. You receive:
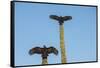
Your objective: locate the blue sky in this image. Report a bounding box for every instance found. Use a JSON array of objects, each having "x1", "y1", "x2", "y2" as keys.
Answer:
[{"x1": 14, "y1": 2, "x2": 96, "y2": 66}]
